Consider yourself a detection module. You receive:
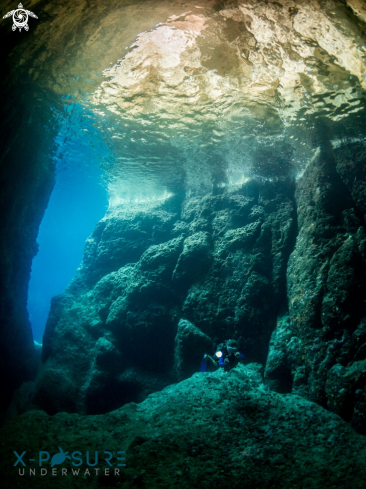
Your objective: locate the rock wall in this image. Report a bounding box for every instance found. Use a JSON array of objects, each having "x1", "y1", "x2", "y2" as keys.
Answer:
[
  {"x1": 0, "y1": 21, "x2": 57, "y2": 417},
  {"x1": 265, "y1": 143, "x2": 366, "y2": 434},
  {"x1": 31, "y1": 179, "x2": 296, "y2": 414}
]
